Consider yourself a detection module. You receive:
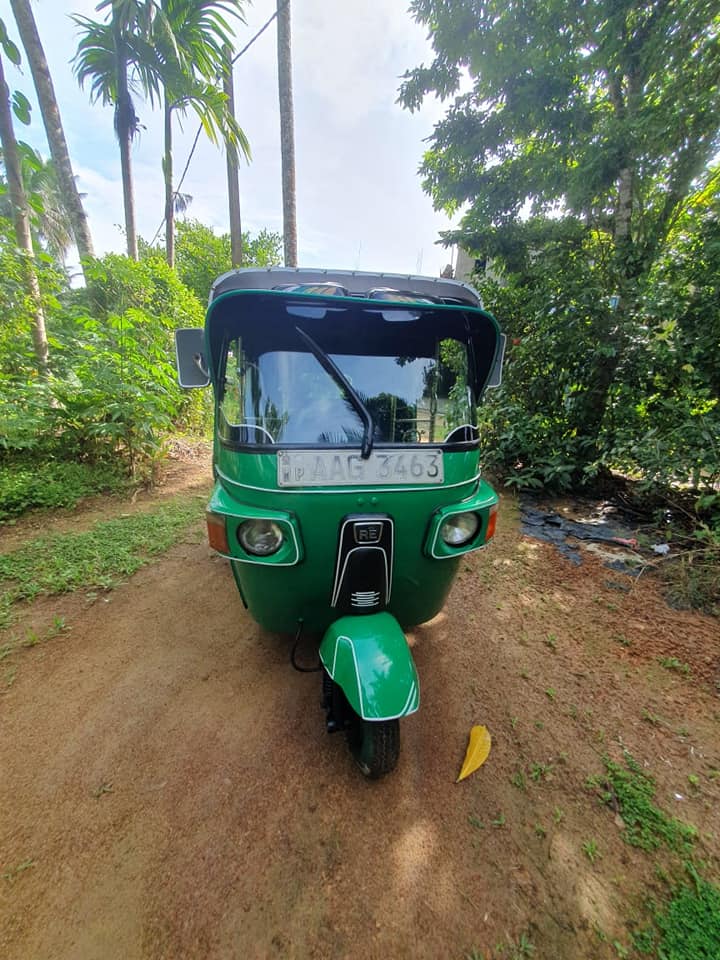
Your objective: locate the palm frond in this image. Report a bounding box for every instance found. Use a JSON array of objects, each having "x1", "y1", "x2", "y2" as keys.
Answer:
[
  {"x1": 170, "y1": 81, "x2": 250, "y2": 159},
  {"x1": 0, "y1": 148, "x2": 73, "y2": 259},
  {"x1": 72, "y1": 17, "x2": 119, "y2": 105},
  {"x1": 154, "y1": 0, "x2": 245, "y2": 82},
  {"x1": 174, "y1": 191, "x2": 192, "y2": 215}
]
